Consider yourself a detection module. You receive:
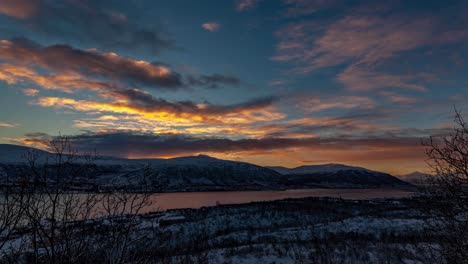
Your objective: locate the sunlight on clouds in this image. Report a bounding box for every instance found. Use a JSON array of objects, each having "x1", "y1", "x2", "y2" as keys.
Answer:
[
  {"x1": 0, "y1": 122, "x2": 18, "y2": 128},
  {"x1": 0, "y1": 0, "x2": 465, "y2": 176},
  {"x1": 22, "y1": 88, "x2": 39, "y2": 96},
  {"x1": 0, "y1": 64, "x2": 108, "y2": 93},
  {"x1": 34, "y1": 96, "x2": 285, "y2": 127},
  {"x1": 0, "y1": 39, "x2": 182, "y2": 89}
]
